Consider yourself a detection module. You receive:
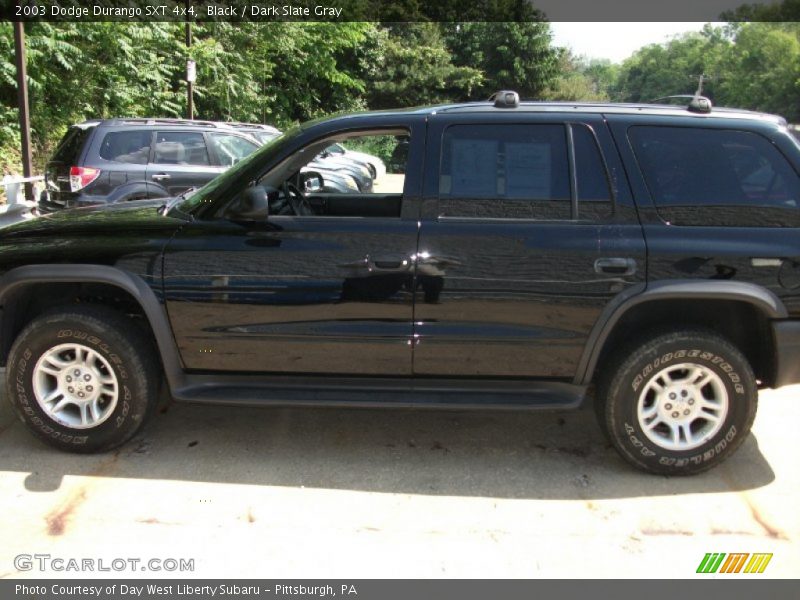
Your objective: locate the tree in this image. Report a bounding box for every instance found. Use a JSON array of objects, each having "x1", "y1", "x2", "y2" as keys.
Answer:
[
  {"x1": 716, "y1": 23, "x2": 800, "y2": 121},
  {"x1": 720, "y1": 0, "x2": 800, "y2": 21},
  {"x1": 367, "y1": 23, "x2": 482, "y2": 109},
  {"x1": 444, "y1": 22, "x2": 560, "y2": 99},
  {"x1": 612, "y1": 27, "x2": 730, "y2": 103},
  {"x1": 543, "y1": 52, "x2": 617, "y2": 101}
]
